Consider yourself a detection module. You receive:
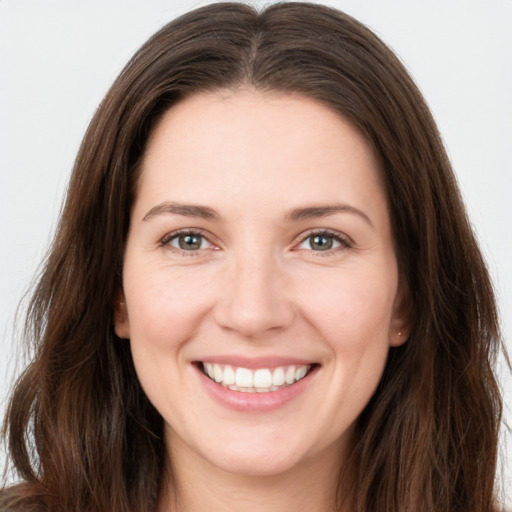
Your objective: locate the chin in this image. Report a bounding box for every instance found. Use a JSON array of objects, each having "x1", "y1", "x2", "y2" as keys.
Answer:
[
  {"x1": 170, "y1": 425, "x2": 312, "y2": 478},
  {"x1": 207, "y1": 448, "x2": 305, "y2": 478}
]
